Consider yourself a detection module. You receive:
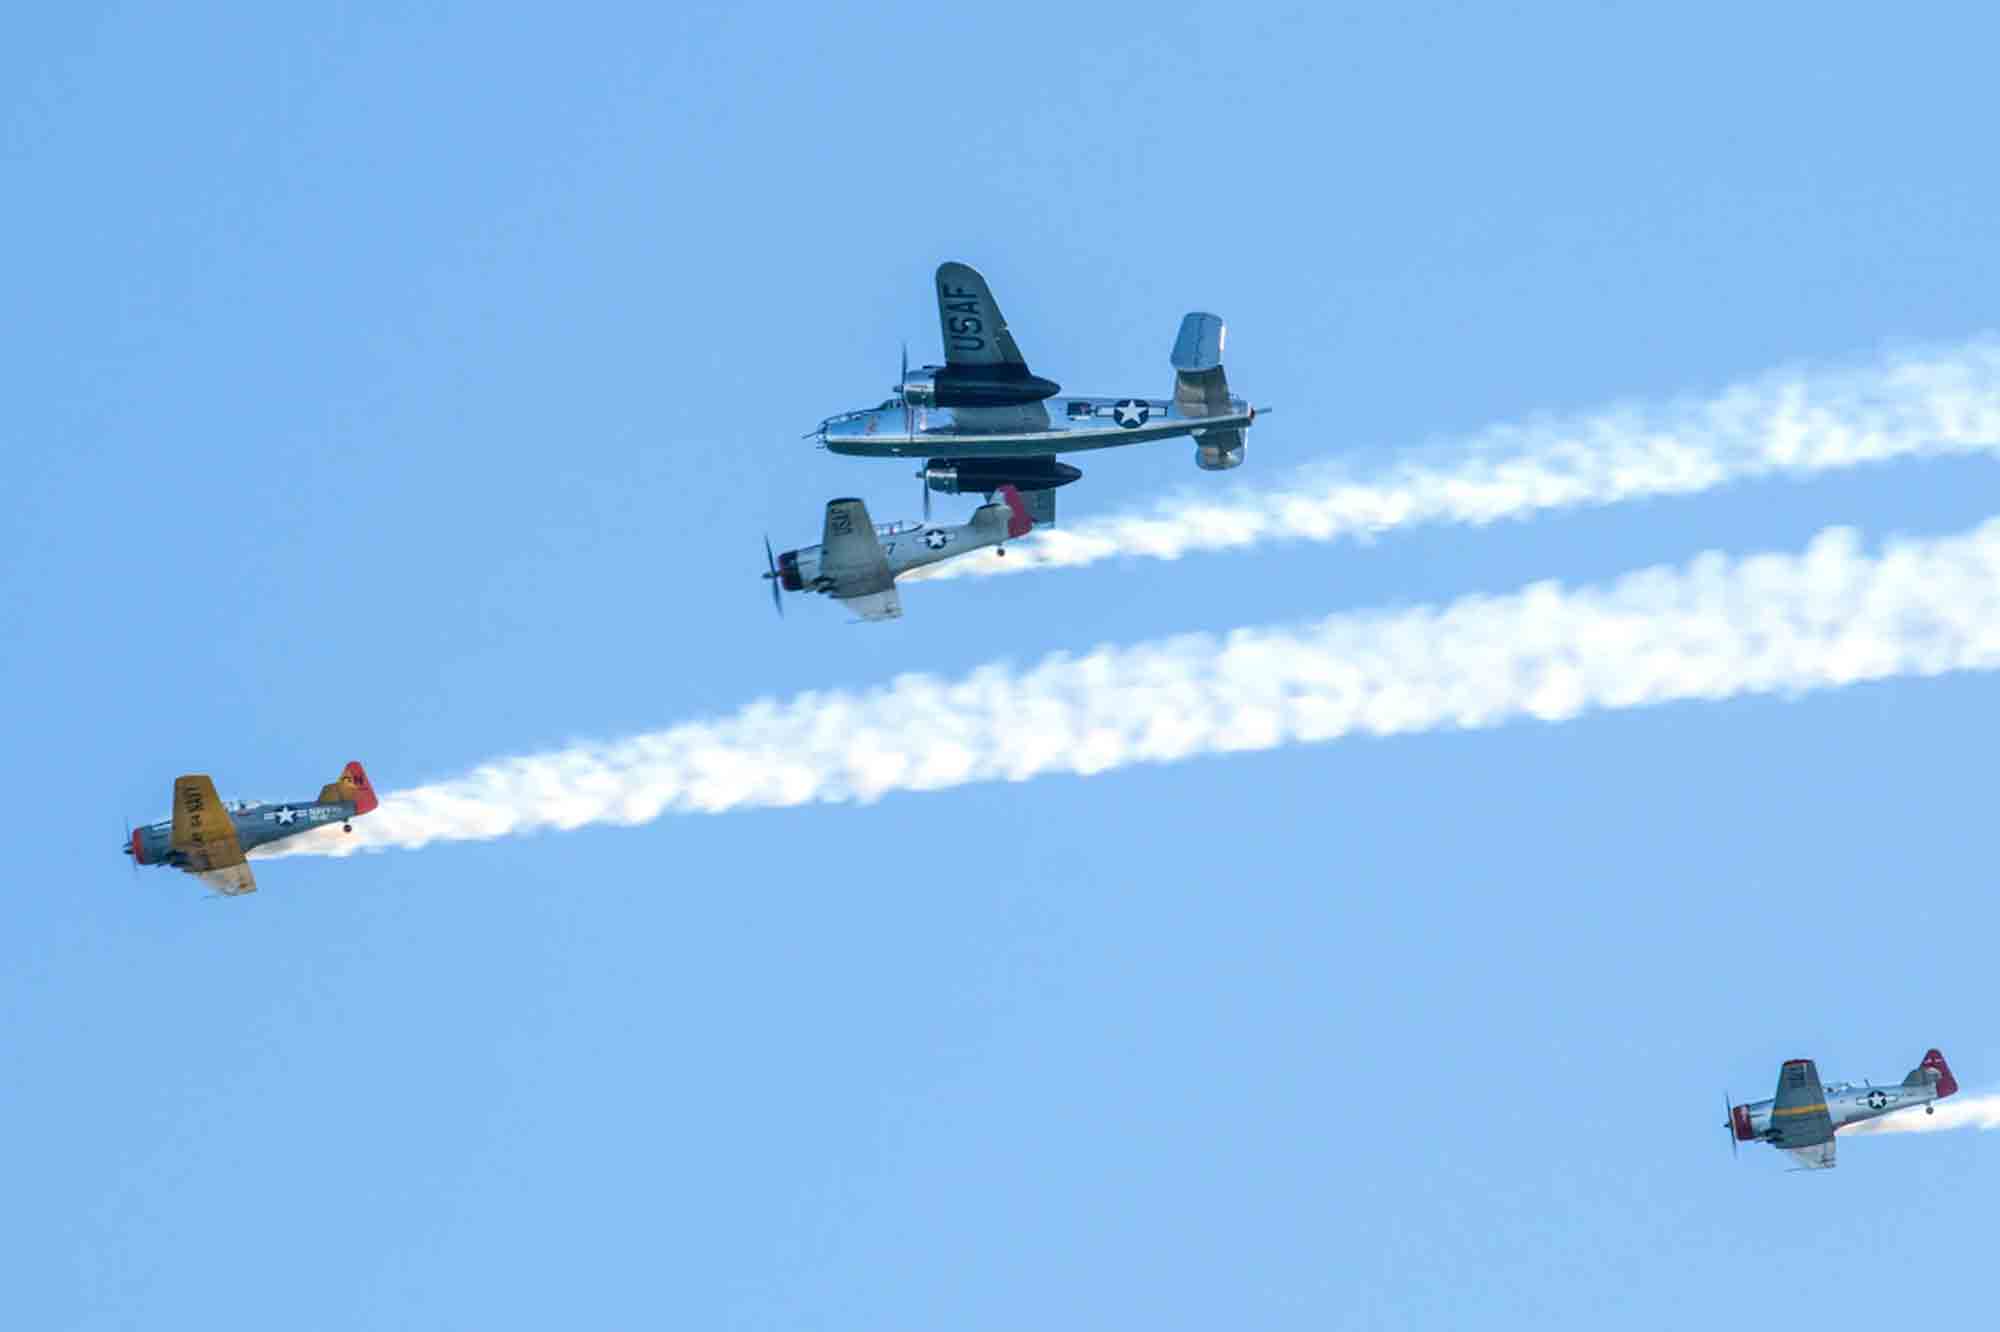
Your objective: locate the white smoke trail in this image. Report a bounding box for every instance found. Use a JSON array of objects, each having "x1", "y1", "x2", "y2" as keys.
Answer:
[
  {"x1": 910, "y1": 338, "x2": 2000, "y2": 581},
  {"x1": 1846, "y1": 1091, "x2": 2000, "y2": 1136},
  {"x1": 267, "y1": 515, "x2": 2000, "y2": 857}
]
